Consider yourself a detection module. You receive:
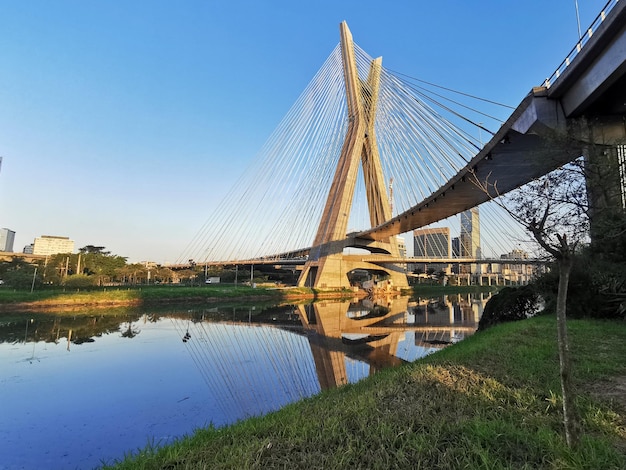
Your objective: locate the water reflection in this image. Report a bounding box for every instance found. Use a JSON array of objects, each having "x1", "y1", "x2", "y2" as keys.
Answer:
[
  {"x1": 297, "y1": 293, "x2": 489, "y2": 390},
  {"x1": 0, "y1": 293, "x2": 489, "y2": 469}
]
